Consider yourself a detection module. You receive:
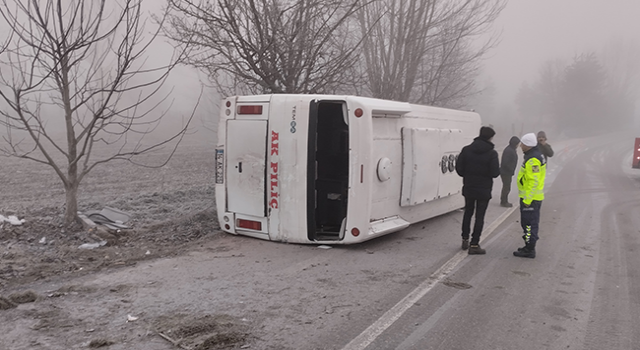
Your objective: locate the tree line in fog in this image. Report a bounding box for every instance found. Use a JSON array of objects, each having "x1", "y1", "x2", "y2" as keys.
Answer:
[{"x1": 516, "y1": 40, "x2": 640, "y2": 137}]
